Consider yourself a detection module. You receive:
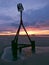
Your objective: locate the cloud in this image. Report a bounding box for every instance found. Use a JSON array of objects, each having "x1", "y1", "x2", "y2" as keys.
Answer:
[
  {"x1": 0, "y1": 0, "x2": 49, "y2": 32},
  {"x1": 0, "y1": 4, "x2": 49, "y2": 31},
  {"x1": 0, "y1": 0, "x2": 17, "y2": 8},
  {"x1": 0, "y1": 14, "x2": 20, "y2": 24},
  {"x1": 0, "y1": 0, "x2": 48, "y2": 10},
  {"x1": 22, "y1": 4, "x2": 49, "y2": 30},
  {"x1": 0, "y1": 15, "x2": 13, "y2": 21},
  {"x1": 23, "y1": 4, "x2": 49, "y2": 26},
  {"x1": 36, "y1": 20, "x2": 49, "y2": 28},
  {"x1": 0, "y1": 24, "x2": 17, "y2": 32},
  {"x1": 0, "y1": 15, "x2": 14, "y2": 24},
  {"x1": 0, "y1": 0, "x2": 48, "y2": 21}
]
